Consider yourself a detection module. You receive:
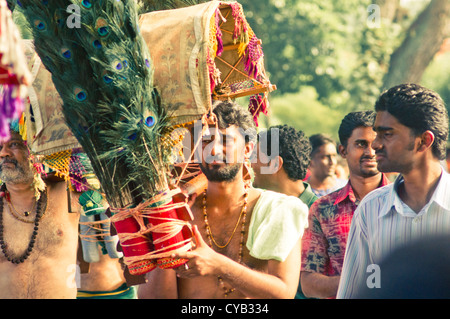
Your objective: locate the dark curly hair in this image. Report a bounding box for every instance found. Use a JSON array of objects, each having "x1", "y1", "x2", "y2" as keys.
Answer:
[
  {"x1": 258, "y1": 125, "x2": 311, "y2": 181},
  {"x1": 338, "y1": 110, "x2": 376, "y2": 148},
  {"x1": 212, "y1": 100, "x2": 257, "y2": 145},
  {"x1": 375, "y1": 83, "x2": 449, "y2": 160}
]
